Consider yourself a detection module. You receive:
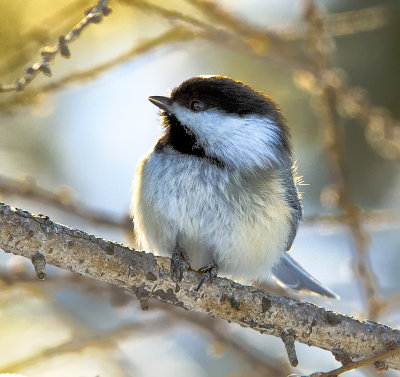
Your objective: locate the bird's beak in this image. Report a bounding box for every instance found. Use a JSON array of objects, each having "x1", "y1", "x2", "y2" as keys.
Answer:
[{"x1": 148, "y1": 96, "x2": 172, "y2": 113}]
